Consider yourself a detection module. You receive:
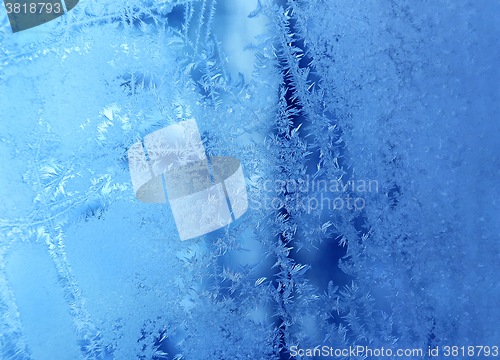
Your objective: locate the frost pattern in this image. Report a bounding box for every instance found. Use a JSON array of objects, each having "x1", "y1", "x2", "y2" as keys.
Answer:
[{"x1": 1, "y1": 0, "x2": 499, "y2": 359}]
